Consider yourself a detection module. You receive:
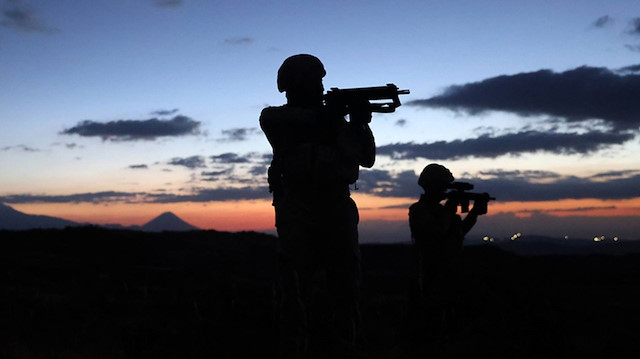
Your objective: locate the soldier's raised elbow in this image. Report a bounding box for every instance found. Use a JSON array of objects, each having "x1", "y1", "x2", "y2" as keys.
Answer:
[{"x1": 360, "y1": 156, "x2": 375, "y2": 168}]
